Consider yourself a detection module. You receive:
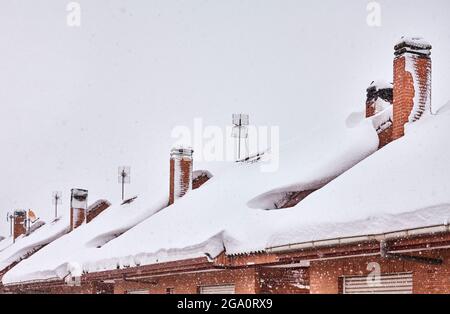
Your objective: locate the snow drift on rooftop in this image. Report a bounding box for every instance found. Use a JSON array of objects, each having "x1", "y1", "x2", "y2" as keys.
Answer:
[
  {"x1": 3, "y1": 191, "x2": 168, "y2": 283},
  {"x1": 0, "y1": 216, "x2": 69, "y2": 272},
  {"x1": 395, "y1": 36, "x2": 432, "y2": 49},
  {"x1": 369, "y1": 80, "x2": 393, "y2": 91}
]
